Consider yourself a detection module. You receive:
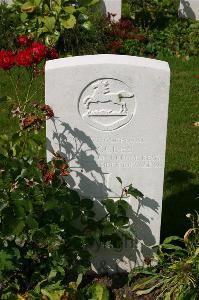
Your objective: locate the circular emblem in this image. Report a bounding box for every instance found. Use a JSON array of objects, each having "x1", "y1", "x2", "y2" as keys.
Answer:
[{"x1": 78, "y1": 78, "x2": 136, "y2": 131}]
